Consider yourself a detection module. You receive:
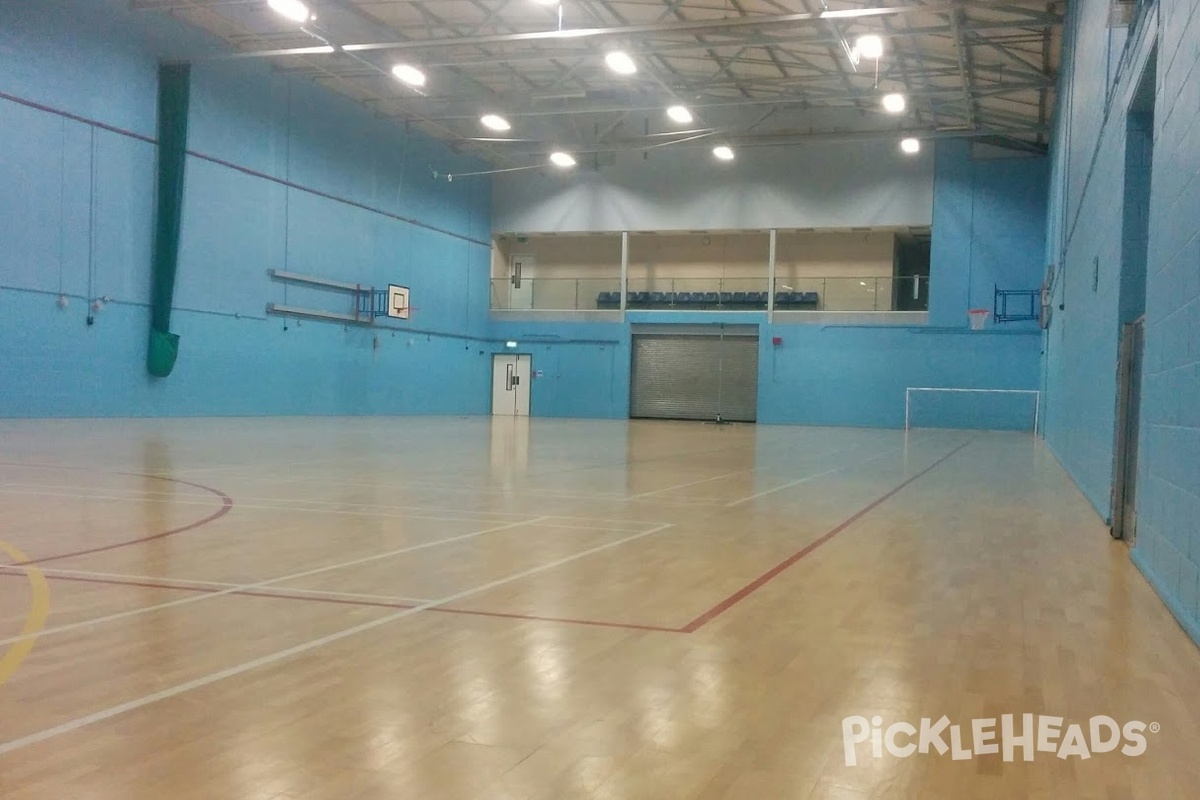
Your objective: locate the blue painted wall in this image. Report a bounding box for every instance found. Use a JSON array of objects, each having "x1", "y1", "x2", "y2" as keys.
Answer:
[
  {"x1": 491, "y1": 314, "x2": 1041, "y2": 429},
  {"x1": 1044, "y1": 0, "x2": 1200, "y2": 644},
  {"x1": 758, "y1": 327, "x2": 1041, "y2": 428},
  {"x1": 490, "y1": 140, "x2": 1048, "y2": 427},
  {"x1": 929, "y1": 140, "x2": 1049, "y2": 328},
  {"x1": 0, "y1": 0, "x2": 492, "y2": 417},
  {"x1": 488, "y1": 320, "x2": 630, "y2": 419}
]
